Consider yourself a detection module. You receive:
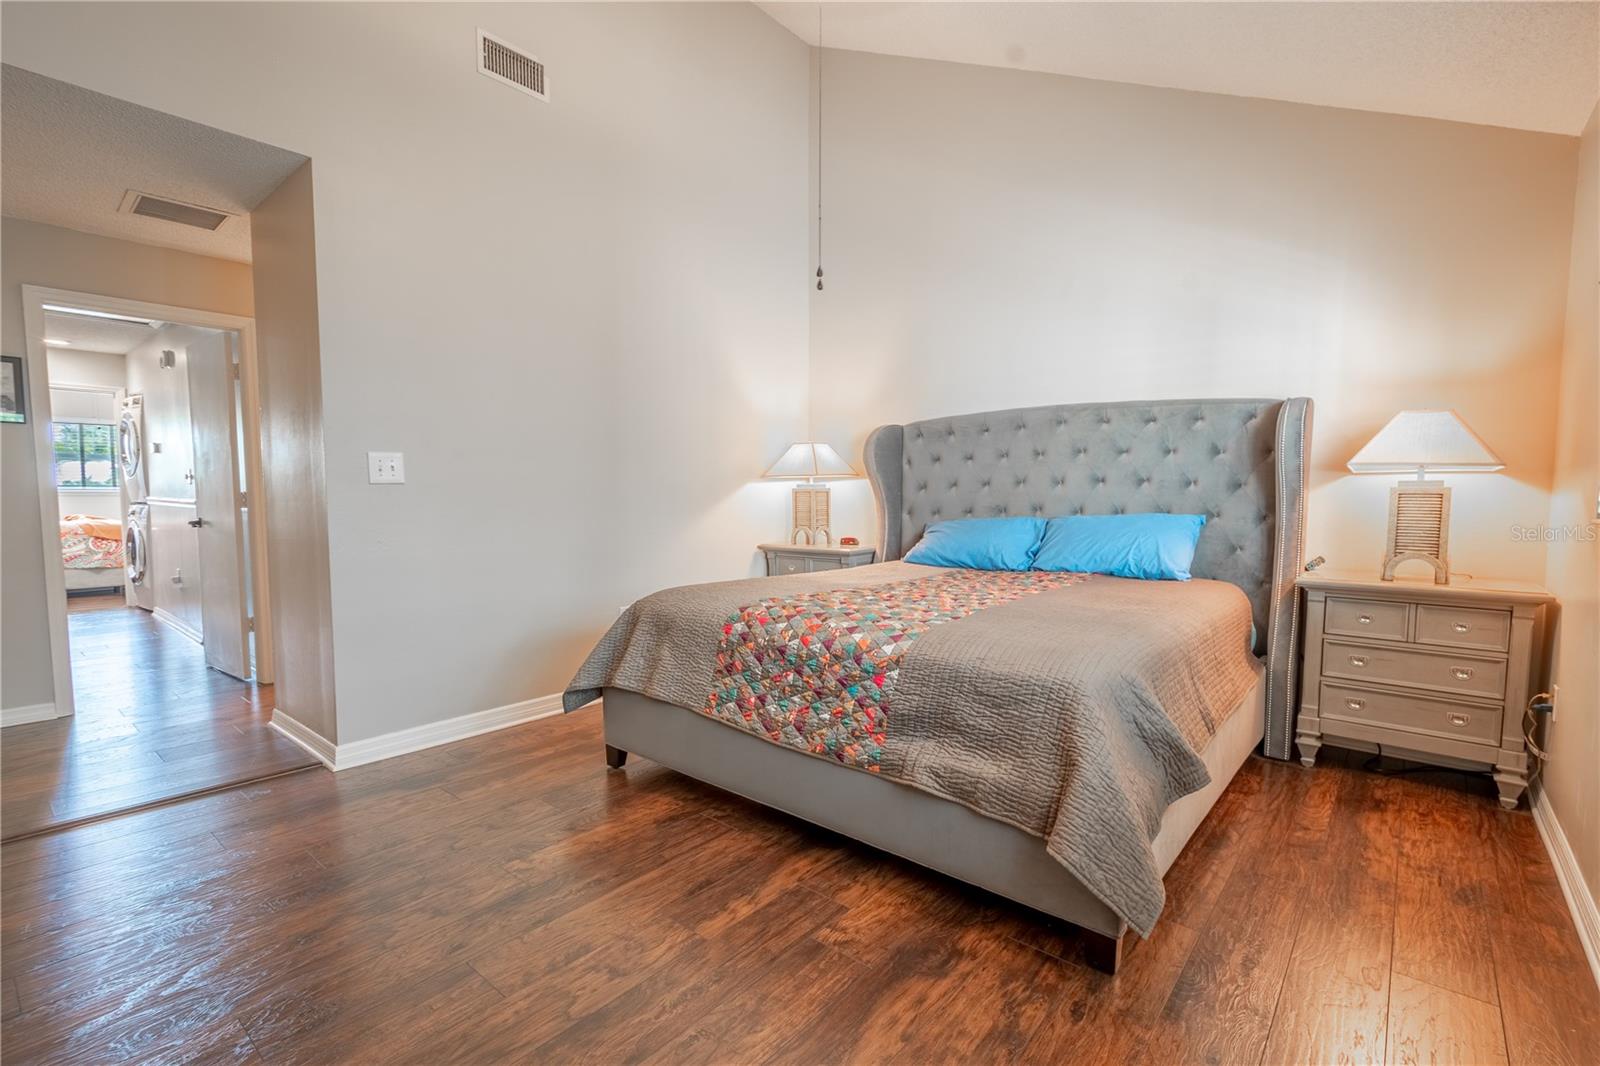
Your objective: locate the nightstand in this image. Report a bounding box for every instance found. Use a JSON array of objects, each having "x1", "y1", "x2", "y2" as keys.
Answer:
[
  {"x1": 1295, "y1": 569, "x2": 1552, "y2": 809},
  {"x1": 760, "y1": 542, "x2": 876, "y2": 576}
]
